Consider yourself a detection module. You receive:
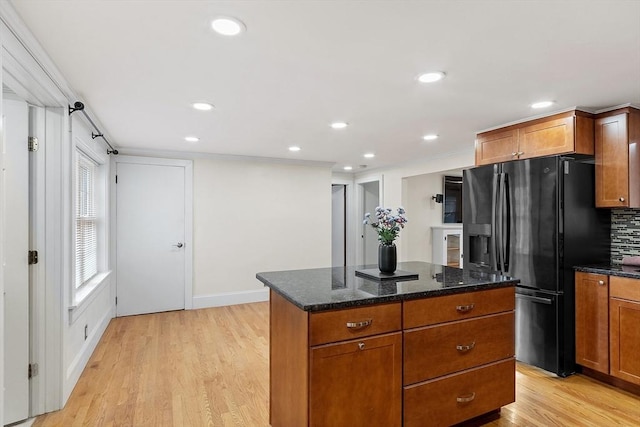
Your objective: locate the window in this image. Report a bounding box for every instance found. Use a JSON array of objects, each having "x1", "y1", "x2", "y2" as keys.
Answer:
[{"x1": 75, "y1": 150, "x2": 98, "y2": 288}]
